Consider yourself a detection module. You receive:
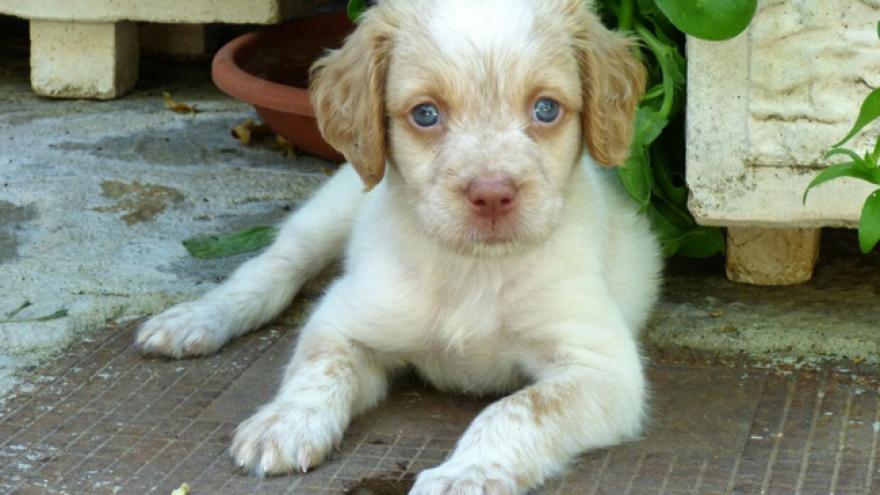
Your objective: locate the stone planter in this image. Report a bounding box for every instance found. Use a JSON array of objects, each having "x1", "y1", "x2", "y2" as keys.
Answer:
[
  {"x1": 0, "y1": 0, "x2": 329, "y2": 99},
  {"x1": 686, "y1": 0, "x2": 880, "y2": 285}
]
